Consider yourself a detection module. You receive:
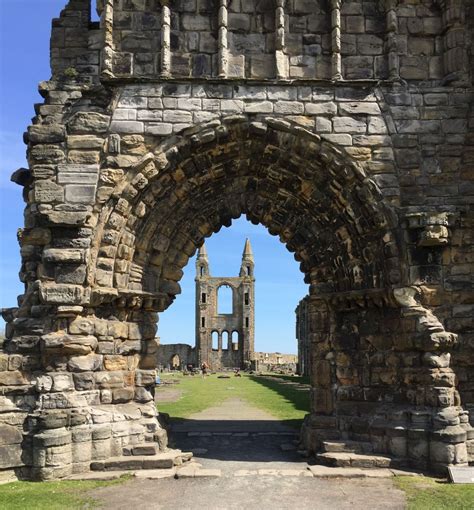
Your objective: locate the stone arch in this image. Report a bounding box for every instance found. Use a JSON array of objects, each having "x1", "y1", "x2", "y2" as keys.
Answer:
[
  {"x1": 5, "y1": 116, "x2": 471, "y2": 479},
  {"x1": 231, "y1": 331, "x2": 239, "y2": 351},
  {"x1": 217, "y1": 284, "x2": 234, "y2": 315},
  {"x1": 170, "y1": 353, "x2": 180, "y2": 369},
  {"x1": 89, "y1": 117, "x2": 402, "y2": 312},
  {"x1": 222, "y1": 330, "x2": 230, "y2": 350},
  {"x1": 211, "y1": 330, "x2": 219, "y2": 351}
]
